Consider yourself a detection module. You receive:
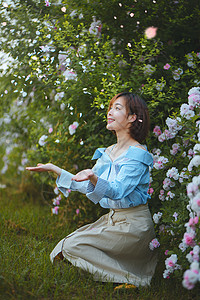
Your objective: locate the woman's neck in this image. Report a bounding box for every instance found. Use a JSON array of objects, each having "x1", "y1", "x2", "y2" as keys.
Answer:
[{"x1": 115, "y1": 132, "x2": 138, "y2": 150}]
